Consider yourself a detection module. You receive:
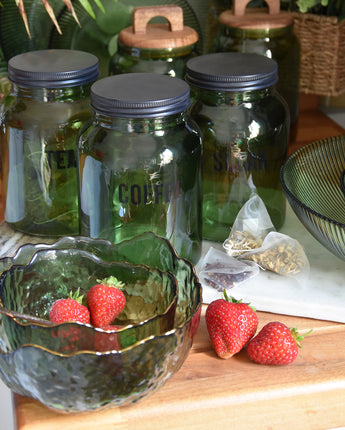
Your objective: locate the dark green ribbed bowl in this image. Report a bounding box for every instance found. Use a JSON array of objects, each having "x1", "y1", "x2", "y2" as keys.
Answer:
[{"x1": 281, "y1": 136, "x2": 345, "y2": 261}]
